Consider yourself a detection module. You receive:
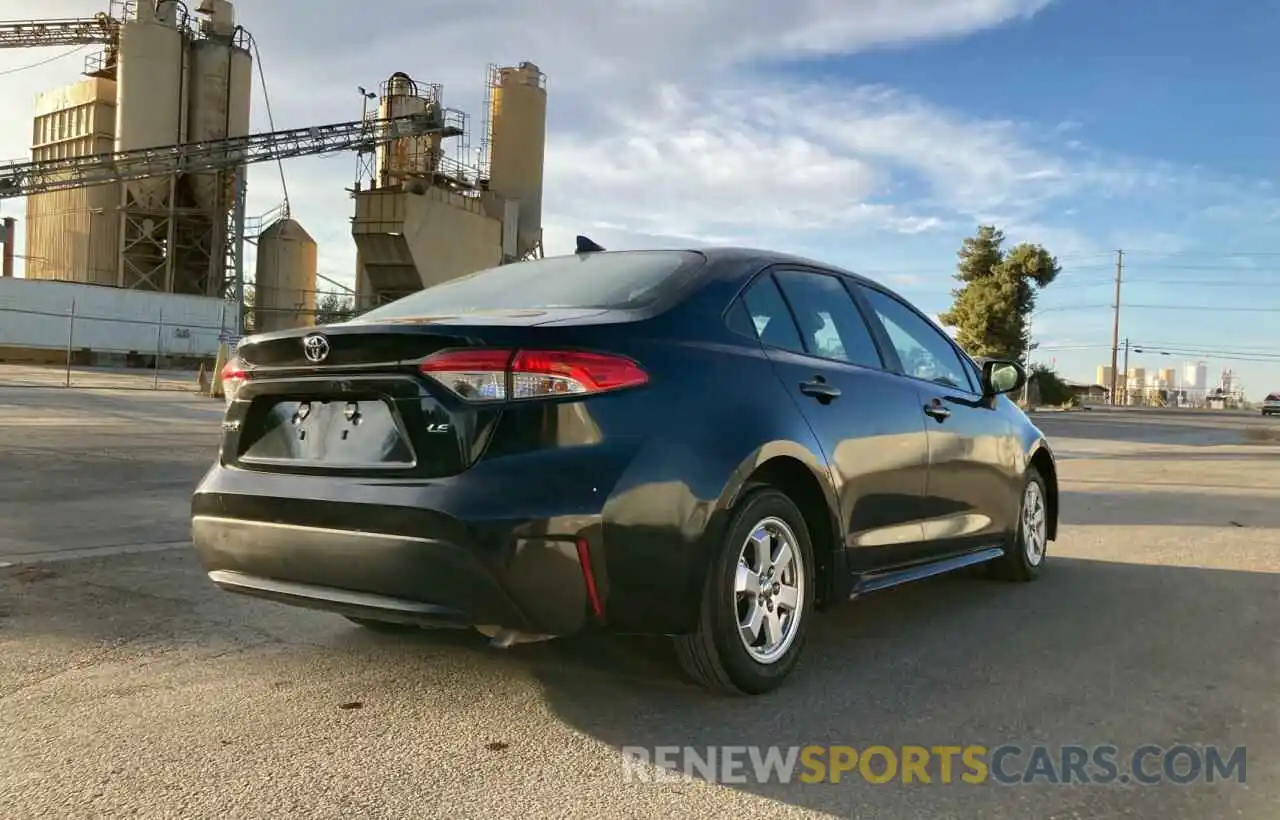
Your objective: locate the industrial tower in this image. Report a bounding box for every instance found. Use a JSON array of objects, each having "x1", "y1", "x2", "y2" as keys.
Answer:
[
  {"x1": 4, "y1": 4, "x2": 550, "y2": 335},
  {"x1": 19, "y1": 0, "x2": 253, "y2": 300},
  {"x1": 350, "y1": 62, "x2": 548, "y2": 308}
]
